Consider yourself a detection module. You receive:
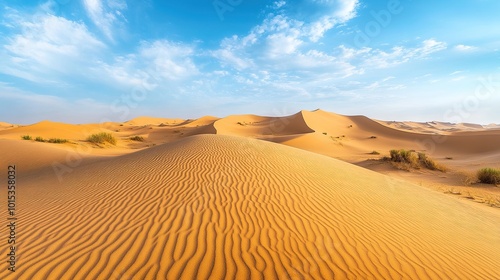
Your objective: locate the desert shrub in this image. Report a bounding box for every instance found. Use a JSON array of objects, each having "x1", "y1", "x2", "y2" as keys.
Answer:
[
  {"x1": 48, "y1": 138, "x2": 68, "y2": 144},
  {"x1": 369, "y1": 150, "x2": 380, "y2": 155},
  {"x1": 35, "y1": 136, "x2": 46, "y2": 142},
  {"x1": 130, "y1": 136, "x2": 145, "y2": 142},
  {"x1": 390, "y1": 149, "x2": 418, "y2": 166},
  {"x1": 370, "y1": 136, "x2": 377, "y2": 139},
  {"x1": 388, "y1": 149, "x2": 445, "y2": 171},
  {"x1": 21, "y1": 135, "x2": 32, "y2": 140},
  {"x1": 418, "y1": 152, "x2": 447, "y2": 172},
  {"x1": 477, "y1": 168, "x2": 500, "y2": 184},
  {"x1": 87, "y1": 132, "x2": 117, "y2": 145}
]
